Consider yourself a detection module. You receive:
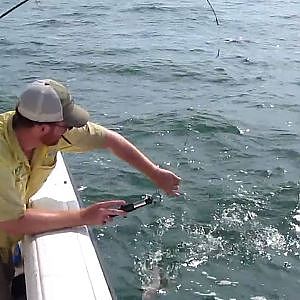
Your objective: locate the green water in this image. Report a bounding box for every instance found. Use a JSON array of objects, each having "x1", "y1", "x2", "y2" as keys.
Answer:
[{"x1": 1, "y1": 0, "x2": 300, "y2": 299}]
